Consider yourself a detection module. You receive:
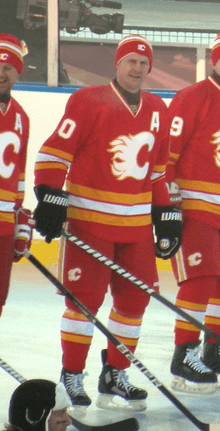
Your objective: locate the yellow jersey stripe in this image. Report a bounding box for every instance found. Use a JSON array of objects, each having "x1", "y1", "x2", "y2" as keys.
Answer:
[
  {"x1": 68, "y1": 207, "x2": 151, "y2": 226},
  {"x1": 35, "y1": 162, "x2": 68, "y2": 171},
  {"x1": 66, "y1": 182, "x2": 152, "y2": 205}
]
